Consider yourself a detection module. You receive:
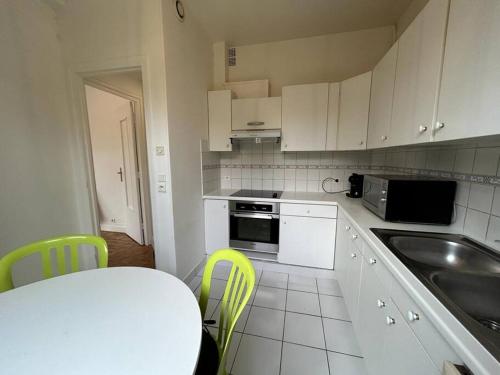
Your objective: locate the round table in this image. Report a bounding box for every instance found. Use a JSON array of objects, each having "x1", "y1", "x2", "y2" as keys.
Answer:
[{"x1": 0, "y1": 267, "x2": 202, "y2": 374}]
